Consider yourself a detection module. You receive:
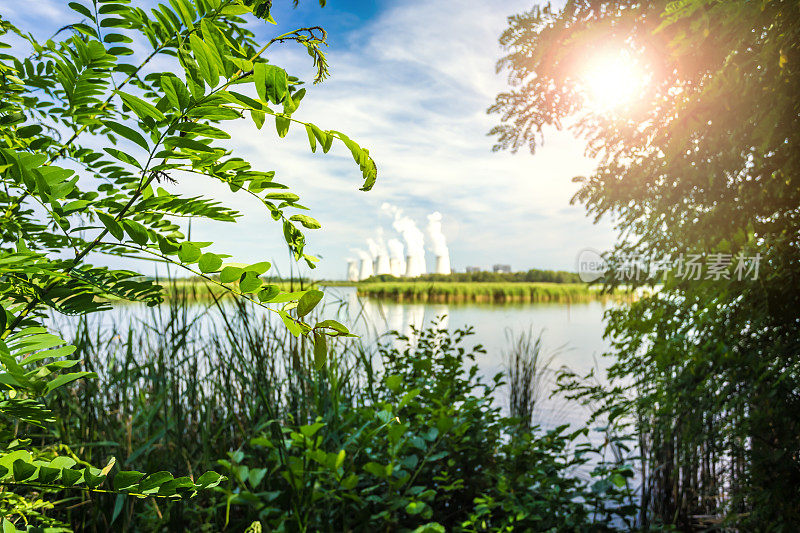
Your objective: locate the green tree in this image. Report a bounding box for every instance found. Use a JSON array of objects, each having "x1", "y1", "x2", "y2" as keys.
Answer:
[
  {"x1": 492, "y1": 0, "x2": 799, "y2": 529},
  {"x1": 0, "y1": 0, "x2": 374, "y2": 528}
]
